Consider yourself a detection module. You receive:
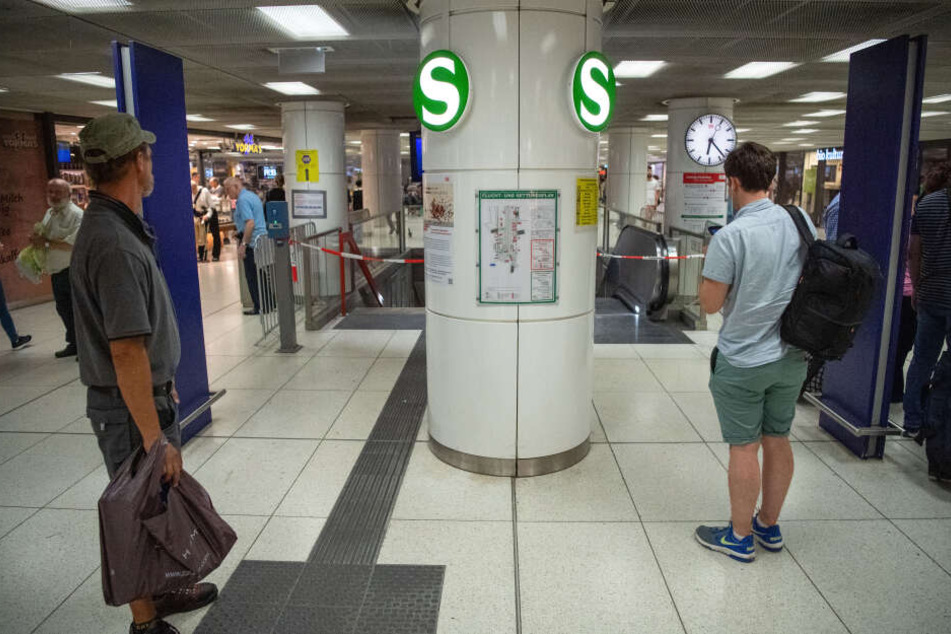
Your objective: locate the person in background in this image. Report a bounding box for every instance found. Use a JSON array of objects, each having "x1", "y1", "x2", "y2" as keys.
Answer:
[
  {"x1": 352, "y1": 178, "x2": 364, "y2": 211},
  {"x1": 265, "y1": 174, "x2": 285, "y2": 203},
  {"x1": 903, "y1": 162, "x2": 951, "y2": 436},
  {"x1": 225, "y1": 177, "x2": 267, "y2": 316},
  {"x1": 72, "y1": 112, "x2": 217, "y2": 634},
  {"x1": 208, "y1": 177, "x2": 224, "y2": 199},
  {"x1": 32, "y1": 178, "x2": 83, "y2": 358},
  {"x1": 191, "y1": 180, "x2": 215, "y2": 262},
  {"x1": 645, "y1": 167, "x2": 660, "y2": 209},
  {"x1": 0, "y1": 243, "x2": 32, "y2": 350},
  {"x1": 695, "y1": 142, "x2": 813, "y2": 563}
]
